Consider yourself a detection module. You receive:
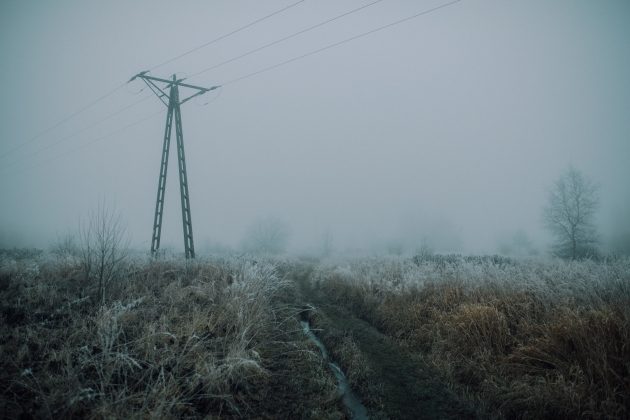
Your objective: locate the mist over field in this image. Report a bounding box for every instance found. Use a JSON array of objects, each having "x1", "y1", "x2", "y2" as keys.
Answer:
[
  {"x1": 2, "y1": 2, "x2": 630, "y2": 418},
  {"x1": 0, "y1": 0, "x2": 628, "y2": 256}
]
